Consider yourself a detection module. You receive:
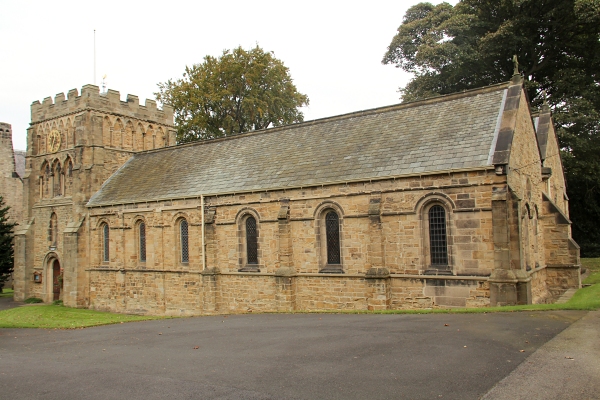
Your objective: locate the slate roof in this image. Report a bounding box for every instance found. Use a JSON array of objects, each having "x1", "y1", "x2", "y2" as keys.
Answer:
[
  {"x1": 87, "y1": 84, "x2": 508, "y2": 207},
  {"x1": 14, "y1": 150, "x2": 25, "y2": 178}
]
